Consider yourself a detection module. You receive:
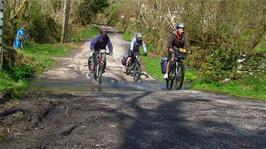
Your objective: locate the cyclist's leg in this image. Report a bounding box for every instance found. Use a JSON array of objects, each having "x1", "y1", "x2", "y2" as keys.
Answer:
[
  {"x1": 126, "y1": 50, "x2": 133, "y2": 67},
  {"x1": 92, "y1": 50, "x2": 98, "y2": 71},
  {"x1": 19, "y1": 37, "x2": 24, "y2": 49},
  {"x1": 134, "y1": 51, "x2": 140, "y2": 65},
  {"x1": 131, "y1": 50, "x2": 139, "y2": 68},
  {"x1": 103, "y1": 52, "x2": 107, "y2": 73},
  {"x1": 164, "y1": 52, "x2": 173, "y2": 79}
]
